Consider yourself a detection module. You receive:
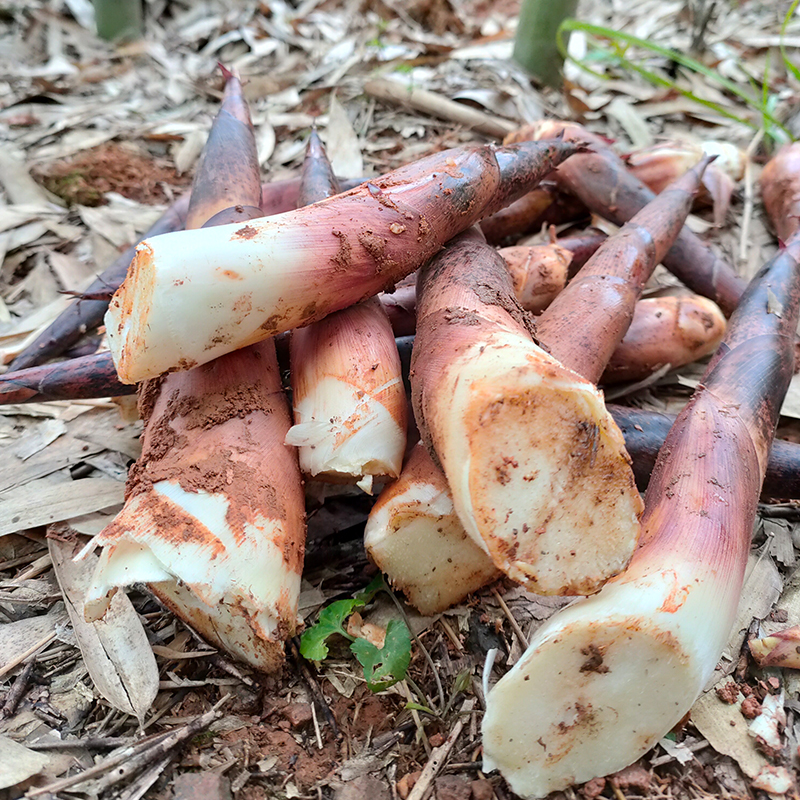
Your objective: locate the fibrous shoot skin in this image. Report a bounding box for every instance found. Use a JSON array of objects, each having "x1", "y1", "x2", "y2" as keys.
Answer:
[{"x1": 104, "y1": 139, "x2": 584, "y2": 383}]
